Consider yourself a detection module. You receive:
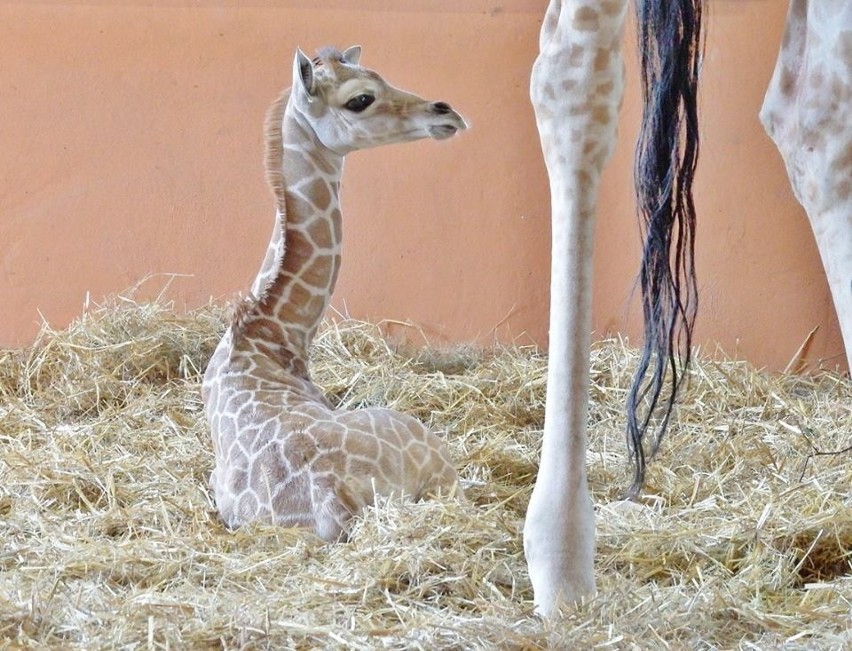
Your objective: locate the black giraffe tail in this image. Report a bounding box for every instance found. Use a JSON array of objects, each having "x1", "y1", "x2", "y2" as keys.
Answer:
[{"x1": 626, "y1": 0, "x2": 705, "y2": 496}]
